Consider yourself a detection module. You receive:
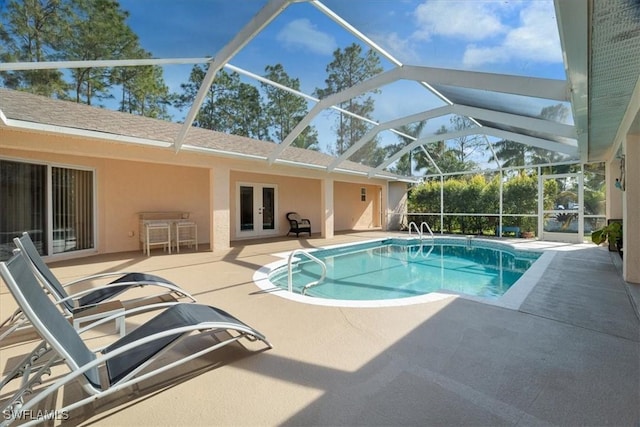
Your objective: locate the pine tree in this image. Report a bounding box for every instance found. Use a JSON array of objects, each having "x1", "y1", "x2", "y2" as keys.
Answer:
[
  {"x1": 314, "y1": 43, "x2": 383, "y2": 164},
  {"x1": 0, "y1": 0, "x2": 69, "y2": 97},
  {"x1": 65, "y1": 0, "x2": 138, "y2": 104},
  {"x1": 176, "y1": 66, "x2": 266, "y2": 139},
  {"x1": 262, "y1": 64, "x2": 318, "y2": 150},
  {"x1": 111, "y1": 48, "x2": 172, "y2": 119}
]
